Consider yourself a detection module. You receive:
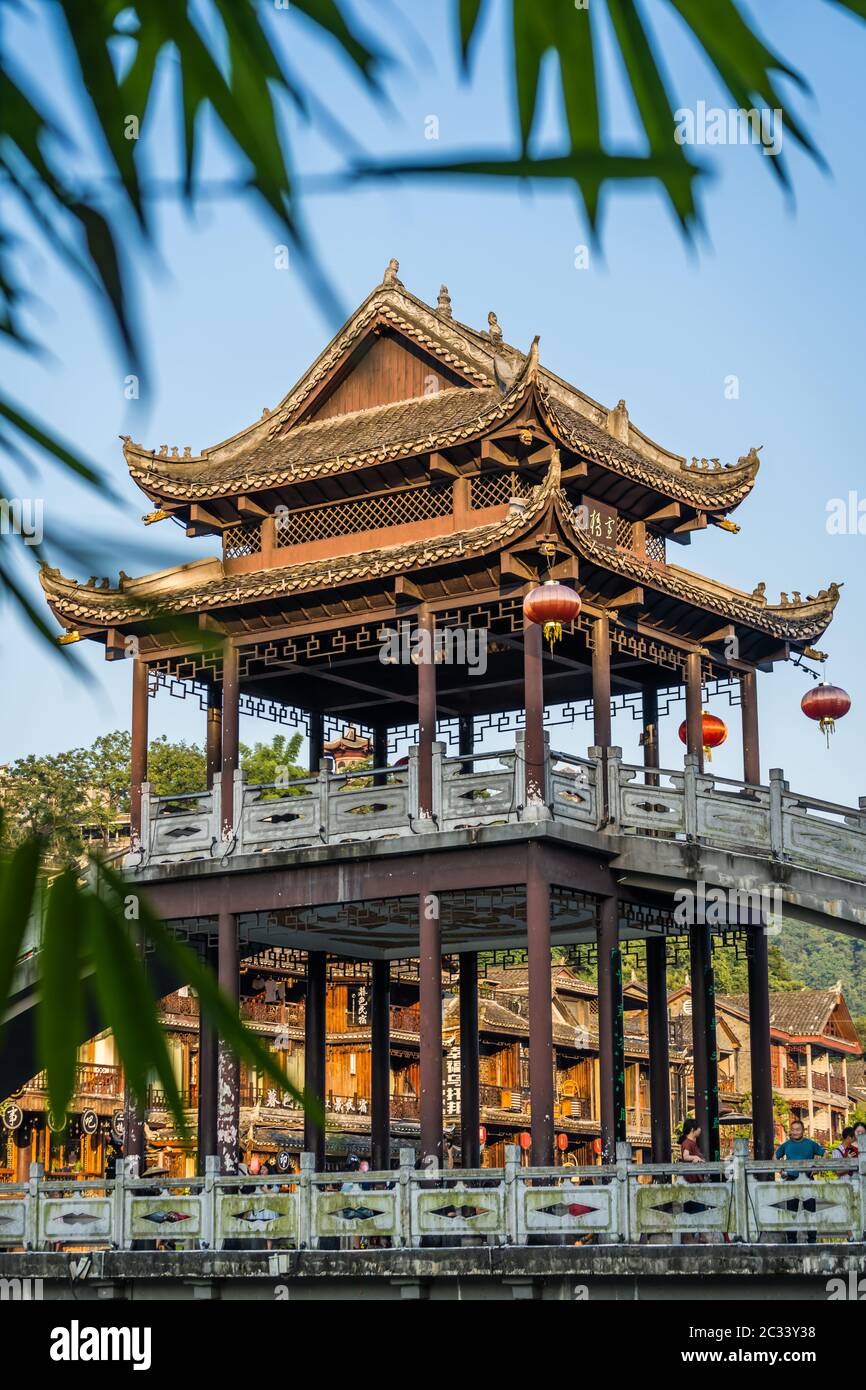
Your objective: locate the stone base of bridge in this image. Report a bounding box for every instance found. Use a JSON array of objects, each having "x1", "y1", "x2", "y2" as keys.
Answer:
[{"x1": 3, "y1": 1245, "x2": 864, "y2": 1301}]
